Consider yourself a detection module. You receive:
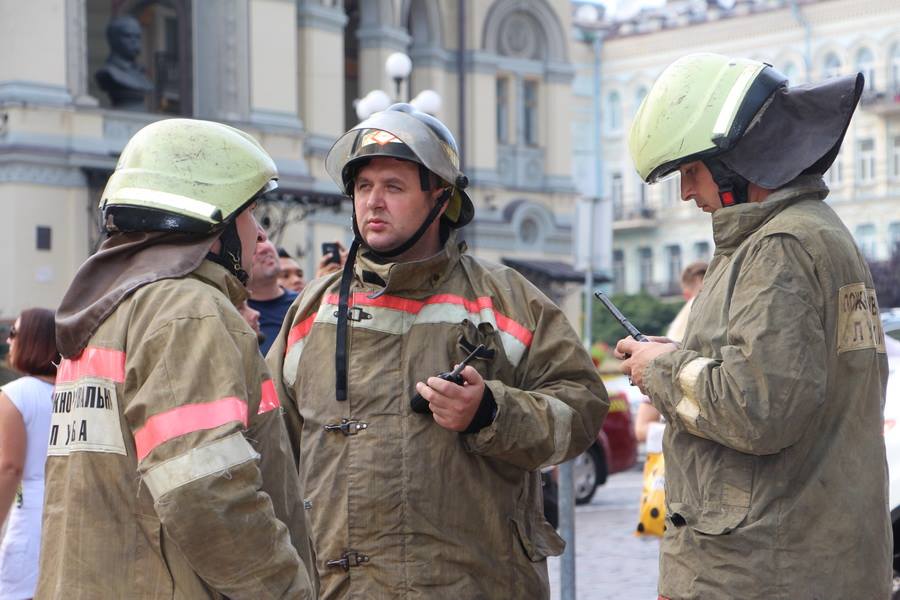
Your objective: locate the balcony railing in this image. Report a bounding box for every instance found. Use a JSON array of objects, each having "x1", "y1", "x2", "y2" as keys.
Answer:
[
  {"x1": 859, "y1": 88, "x2": 900, "y2": 115},
  {"x1": 497, "y1": 145, "x2": 545, "y2": 190},
  {"x1": 613, "y1": 201, "x2": 656, "y2": 227}
]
